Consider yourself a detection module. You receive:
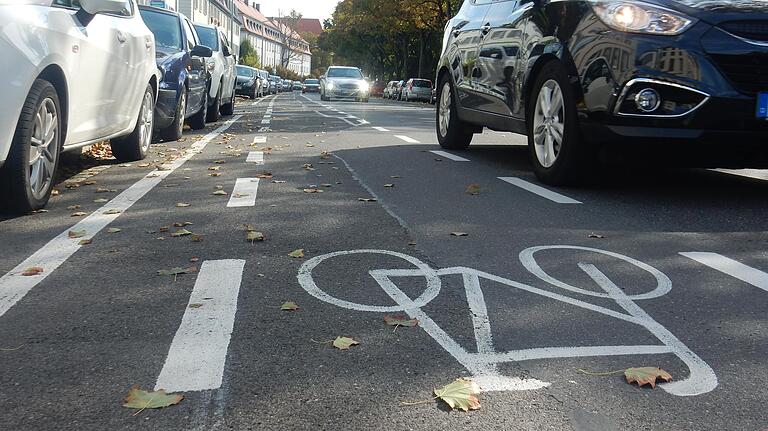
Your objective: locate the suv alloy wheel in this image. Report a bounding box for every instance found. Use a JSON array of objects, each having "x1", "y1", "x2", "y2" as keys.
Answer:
[{"x1": 436, "y1": 74, "x2": 473, "y2": 150}]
